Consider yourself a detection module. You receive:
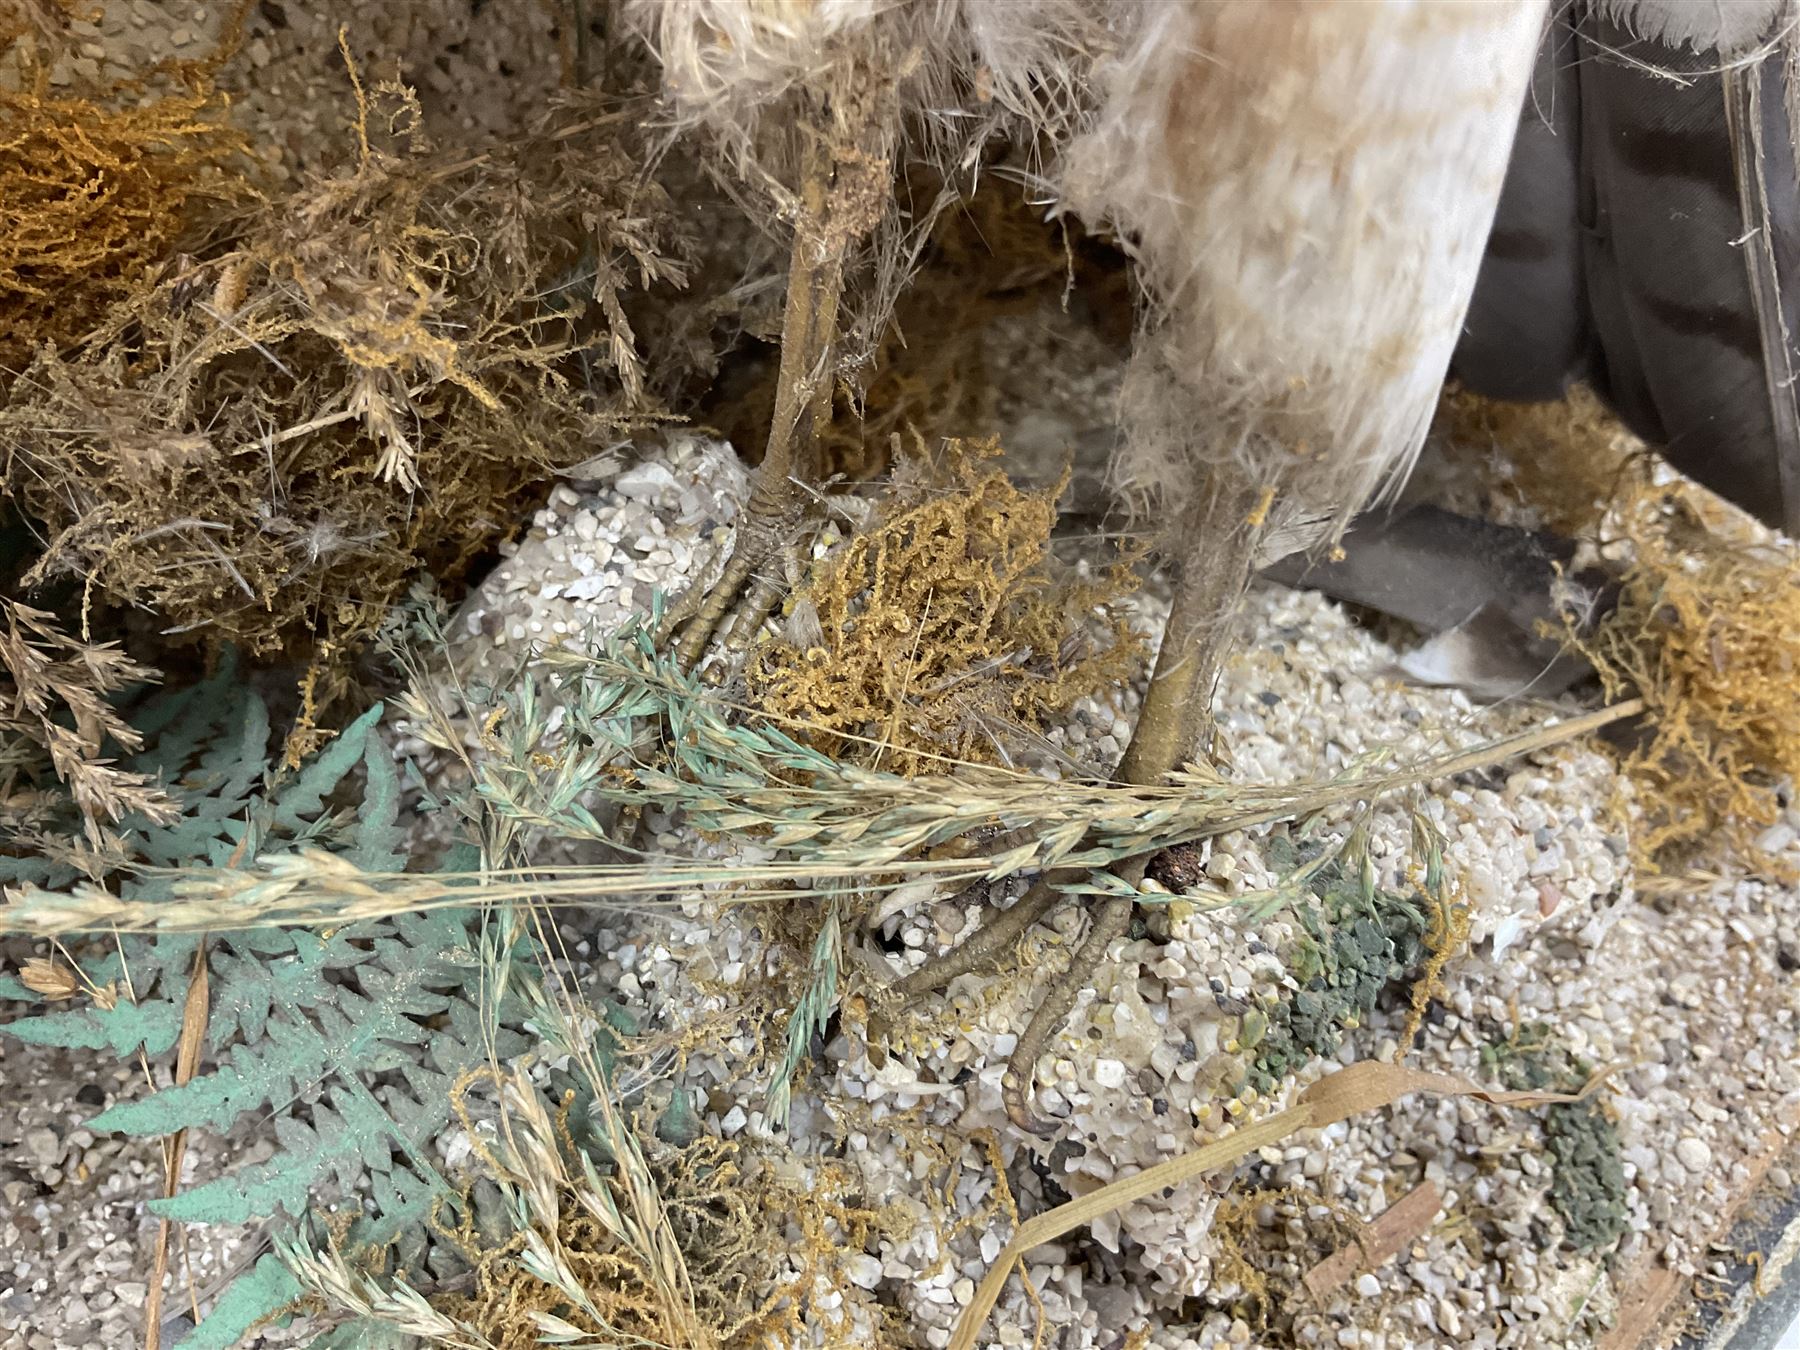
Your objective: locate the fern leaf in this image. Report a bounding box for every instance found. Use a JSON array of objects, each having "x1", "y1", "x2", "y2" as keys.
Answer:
[
  {"x1": 271, "y1": 703, "x2": 383, "y2": 836},
  {"x1": 148, "y1": 1087, "x2": 435, "y2": 1226},
  {"x1": 351, "y1": 726, "x2": 406, "y2": 871},
  {"x1": 95, "y1": 939, "x2": 453, "y2": 1137},
  {"x1": 0, "y1": 670, "x2": 525, "y2": 1346},
  {"x1": 1, "y1": 989, "x2": 187, "y2": 1057},
  {"x1": 169, "y1": 1253, "x2": 300, "y2": 1350},
  {"x1": 3, "y1": 933, "x2": 198, "y2": 1057}
]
